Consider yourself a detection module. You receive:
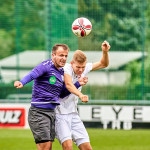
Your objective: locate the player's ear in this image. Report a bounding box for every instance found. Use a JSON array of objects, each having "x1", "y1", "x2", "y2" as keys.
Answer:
[
  {"x1": 71, "y1": 60, "x2": 74, "y2": 67},
  {"x1": 51, "y1": 53, "x2": 55, "y2": 58}
]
